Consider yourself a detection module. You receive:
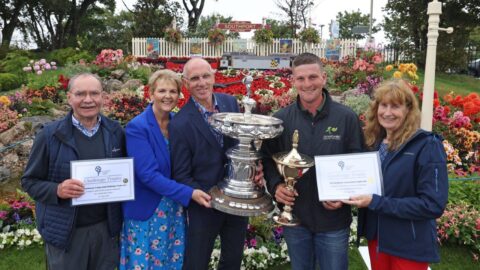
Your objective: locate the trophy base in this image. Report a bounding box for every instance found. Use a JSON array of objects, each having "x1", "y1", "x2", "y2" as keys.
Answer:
[
  {"x1": 273, "y1": 214, "x2": 300, "y2": 227},
  {"x1": 209, "y1": 186, "x2": 274, "y2": 217}
]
